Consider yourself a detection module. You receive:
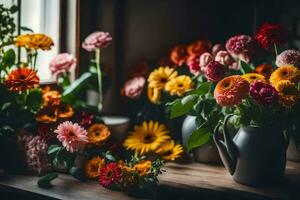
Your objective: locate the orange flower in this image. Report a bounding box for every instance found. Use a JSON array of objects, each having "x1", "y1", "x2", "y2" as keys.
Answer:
[
  {"x1": 42, "y1": 86, "x2": 61, "y2": 106},
  {"x1": 16, "y1": 34, "x2": 54, "y2": 50},
  {"x1": 275, "y1": 80, "x2": 300, "y2": 107},
  {"x1": 255, "y1": 64, "x2": 274, "y2": 79},
  {"x1": 170, "y1": 45, "x2": 188, "y2": 66},
  {"x1": 57, "y1": 104, "x2": 74, "y2": 119},
  {"x1": 87, "y1": 123, "x2": 111, "y2": 145},
  {"x1": 270, "y1": 65, "x2": 300, "y2": 86},
  {"x1": 133, "y1": 160, "x2": 152, "y2": 176},
  {"x1": 214, "y1": 75, "x2": 250, "y2": 107},
  {"x1": 36, "y1": 106, "x2": 58, "y2": 123},
  {"x1": 187, "y1": 40, "x2": 212, "y2": 56},
  {"x1": 5, "y1": 68, "x2": 39, "y2": 92}
]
